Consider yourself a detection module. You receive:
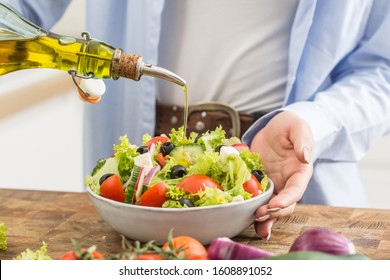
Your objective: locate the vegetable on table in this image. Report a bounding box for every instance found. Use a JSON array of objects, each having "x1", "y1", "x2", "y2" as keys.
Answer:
[
  {"x1": 207, "y1": 237, "x2": 274, "y2": 260},
  {"x1": 162, "y1": 234, "x2": 208, "y2": 260},
  {"x1": 263, "y1": 251, "x2": 369, "y2": 260},
  {"x1": 0, "y1": 223, "x2": 8, "y2": 250},
  {"x1": 14, "y1": 241, "x2": 52, "y2": 260},
  {"x1": 289, "y1": 227, "x2": 356, "y2": 255},
  {"x1": 59, "y1": 239, "x2": 104, "y2": 260}
]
